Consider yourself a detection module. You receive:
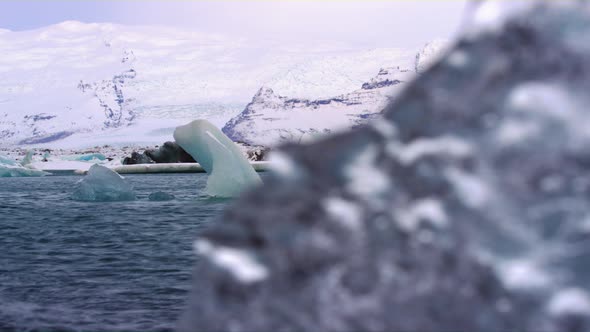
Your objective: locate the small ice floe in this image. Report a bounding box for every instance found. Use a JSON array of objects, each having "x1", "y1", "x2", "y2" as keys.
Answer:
[
  {"x1": 174, "y1": 120, "x2": 262, "y2": 198},
  {"x1": 148, "y1": 191, "x2": 175, "y2": 201},
  {"x1": 0, "y1": 154, "x2": 48, "y2": 177},
  {"x1": 194, "y1": 239, "x2": 268, "y2": 284},
  {"x1": 71, "y1": 164, "x2": 136, "y2": 202}
]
